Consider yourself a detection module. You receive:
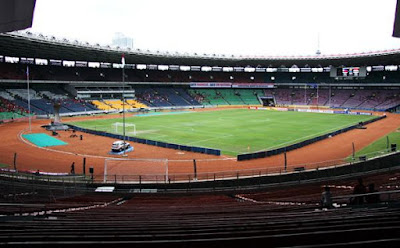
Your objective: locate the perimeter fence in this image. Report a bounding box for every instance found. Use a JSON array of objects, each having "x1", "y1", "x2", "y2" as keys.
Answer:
[{"x1": 1, "y1": 148, "x2": 399, "y2": 188}]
